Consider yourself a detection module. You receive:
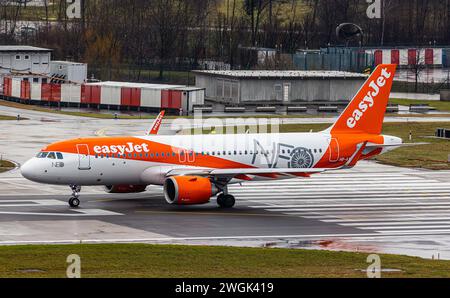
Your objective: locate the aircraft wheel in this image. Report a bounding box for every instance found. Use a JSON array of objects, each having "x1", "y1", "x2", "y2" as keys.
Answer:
[
  {"x1": 217, "y1": 194, "x2": 235, "y2": 208},
  {"x1": 69, "y1": 196, "x2": 80, "y2": 208}
]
